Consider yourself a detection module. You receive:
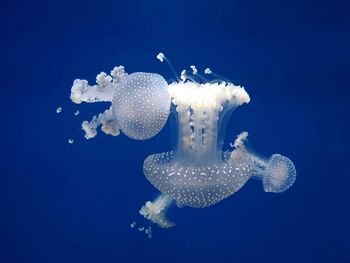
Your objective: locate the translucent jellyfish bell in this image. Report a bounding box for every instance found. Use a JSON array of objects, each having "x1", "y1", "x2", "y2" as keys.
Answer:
[
  {"x1": 112, "y1": 72, "x2": 171, "y2": 140},
  {"x1": 143, "y1": 149, "x2": 254, "y2": 208},
  {"x1": 261, "y1": 154, "x2": 296, "y2": 193}
]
